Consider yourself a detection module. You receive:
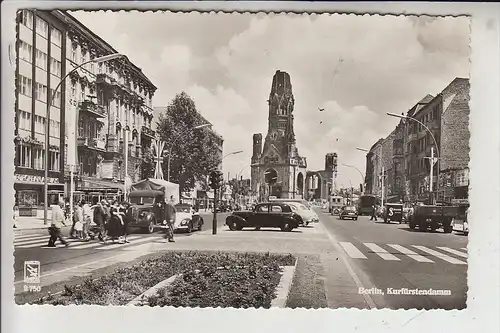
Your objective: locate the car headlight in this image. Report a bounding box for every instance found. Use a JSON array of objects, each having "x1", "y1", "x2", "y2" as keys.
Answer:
[{"x1": 181, "y1": 219, "x2": 190, "y2": 226}]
